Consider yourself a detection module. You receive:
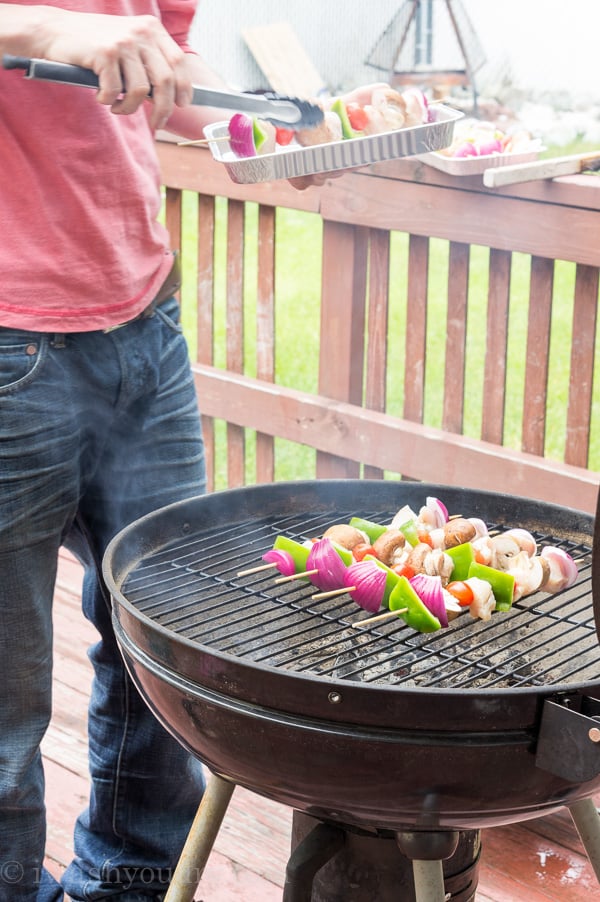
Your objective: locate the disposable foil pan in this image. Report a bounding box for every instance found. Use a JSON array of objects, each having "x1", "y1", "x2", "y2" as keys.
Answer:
[
  {"x1": 204, "y1": 105, "x2": 463, "y2": 184},
  {"x1": 417, "y1": 142, "x2": 543, "y2": 176}
]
